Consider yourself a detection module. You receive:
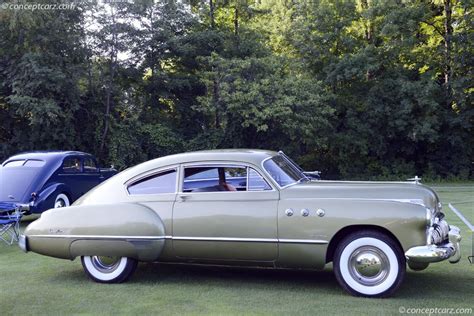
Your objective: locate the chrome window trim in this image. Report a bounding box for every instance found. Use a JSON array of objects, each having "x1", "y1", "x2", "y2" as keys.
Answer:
[
  {"x1": 125, "y1": 166, "x2": 179, "y2": 196},
  {"x1": 179, "y1": 161, "x2": 277, "y2": 193},
  {"x1": 261, "y1": 156, "x2": 302, "y2": 190},
  {"x1": 28, "y1": 235, "x2": 170, "y2": 240},
  {"x1": 247, "y1": 167, "x2": 272, "y2": 192}
]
